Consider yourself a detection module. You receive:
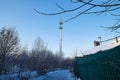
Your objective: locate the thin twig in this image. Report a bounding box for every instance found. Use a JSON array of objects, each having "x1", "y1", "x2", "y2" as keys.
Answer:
[
  {"x1": 84, "y1": 7, "x2": 120, "y2": 14},
  {"x1": 80, "y1": 0, "x2": 120, "y2": 7},
  {"x1": 56, "y1": 3, "x2": 65, "y2": 11},
  {"x1": 65, "y1": 5, "x2": 95, "y2": 22}
]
